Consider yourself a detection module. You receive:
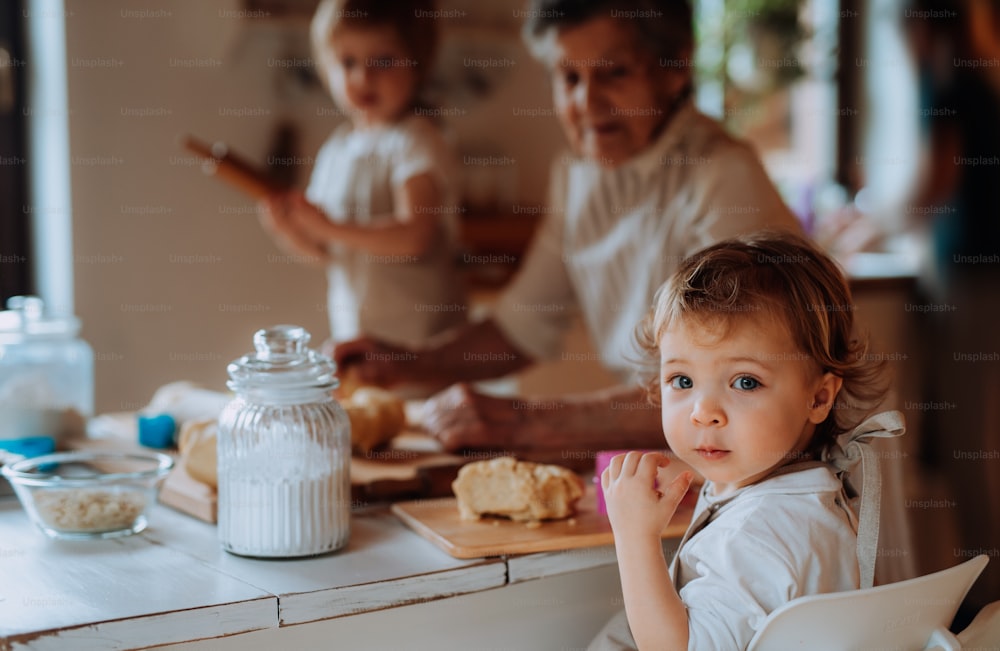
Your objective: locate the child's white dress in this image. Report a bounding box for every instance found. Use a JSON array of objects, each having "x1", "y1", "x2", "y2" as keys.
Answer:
[{"x1": 307, "y1": 115, "x2": 466, "y2": 347}]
